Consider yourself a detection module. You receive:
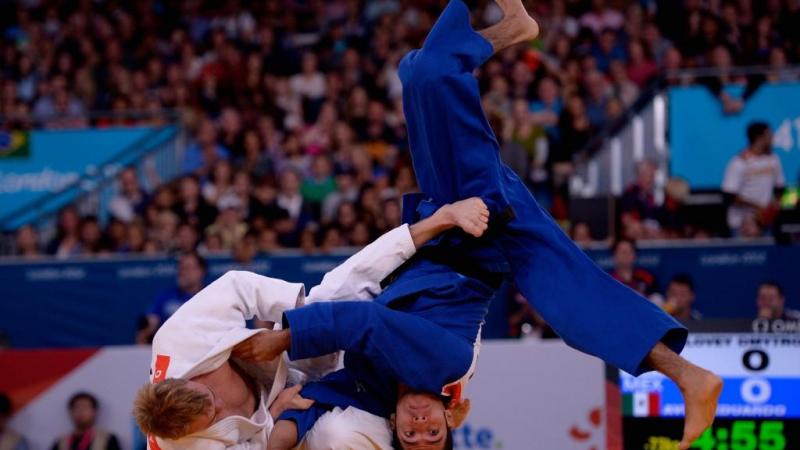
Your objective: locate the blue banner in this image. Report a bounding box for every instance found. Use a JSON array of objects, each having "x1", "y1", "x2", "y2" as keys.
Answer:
[
  {"x1": 0, "y1": 244, "x2": 797, "y2": 348},
  {"x1": 0, "y1": 127, "x2": 155, "y2": 219},
  {"x1": 669, "y1": 82, "x2": 800, "y2": 189}
]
